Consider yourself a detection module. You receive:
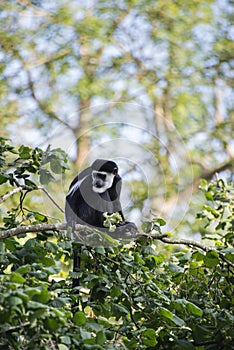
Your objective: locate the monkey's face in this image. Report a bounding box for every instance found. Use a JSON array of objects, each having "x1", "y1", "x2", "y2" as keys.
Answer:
[{"x1": 92, "y1": 171, "x2": 115, "y2": 193}]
